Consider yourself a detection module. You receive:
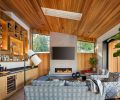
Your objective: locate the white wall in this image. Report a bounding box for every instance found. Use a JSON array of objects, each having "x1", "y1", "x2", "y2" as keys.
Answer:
[
  {"x1": 49, "y1": 32, "x2": 77, "y2": 75},
  {"x1": 96, "y1": 24, "x2": 120, "y2": 68},
  {"x1": 0, "y1": 12, "x2": 30, "y2": 69}
]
